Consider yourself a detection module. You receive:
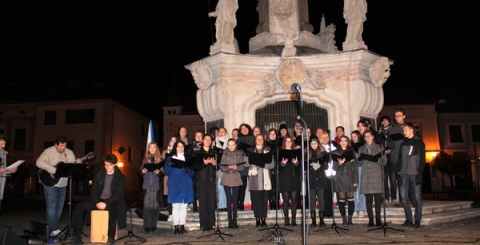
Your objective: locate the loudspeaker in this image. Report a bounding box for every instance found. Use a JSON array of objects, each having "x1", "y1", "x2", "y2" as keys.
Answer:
[{"x1": 0, "y1": 226, "x2": 27, "y2": 245}]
